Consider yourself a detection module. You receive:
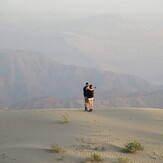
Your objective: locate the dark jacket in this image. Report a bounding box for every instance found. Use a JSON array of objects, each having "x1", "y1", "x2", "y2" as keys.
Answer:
[
  {"x1": 87, "y1": 89, "x2": 94, "y2": 98},
  {"x1": 83, "y1": 86, "x2": 88, "y2": 96}
]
